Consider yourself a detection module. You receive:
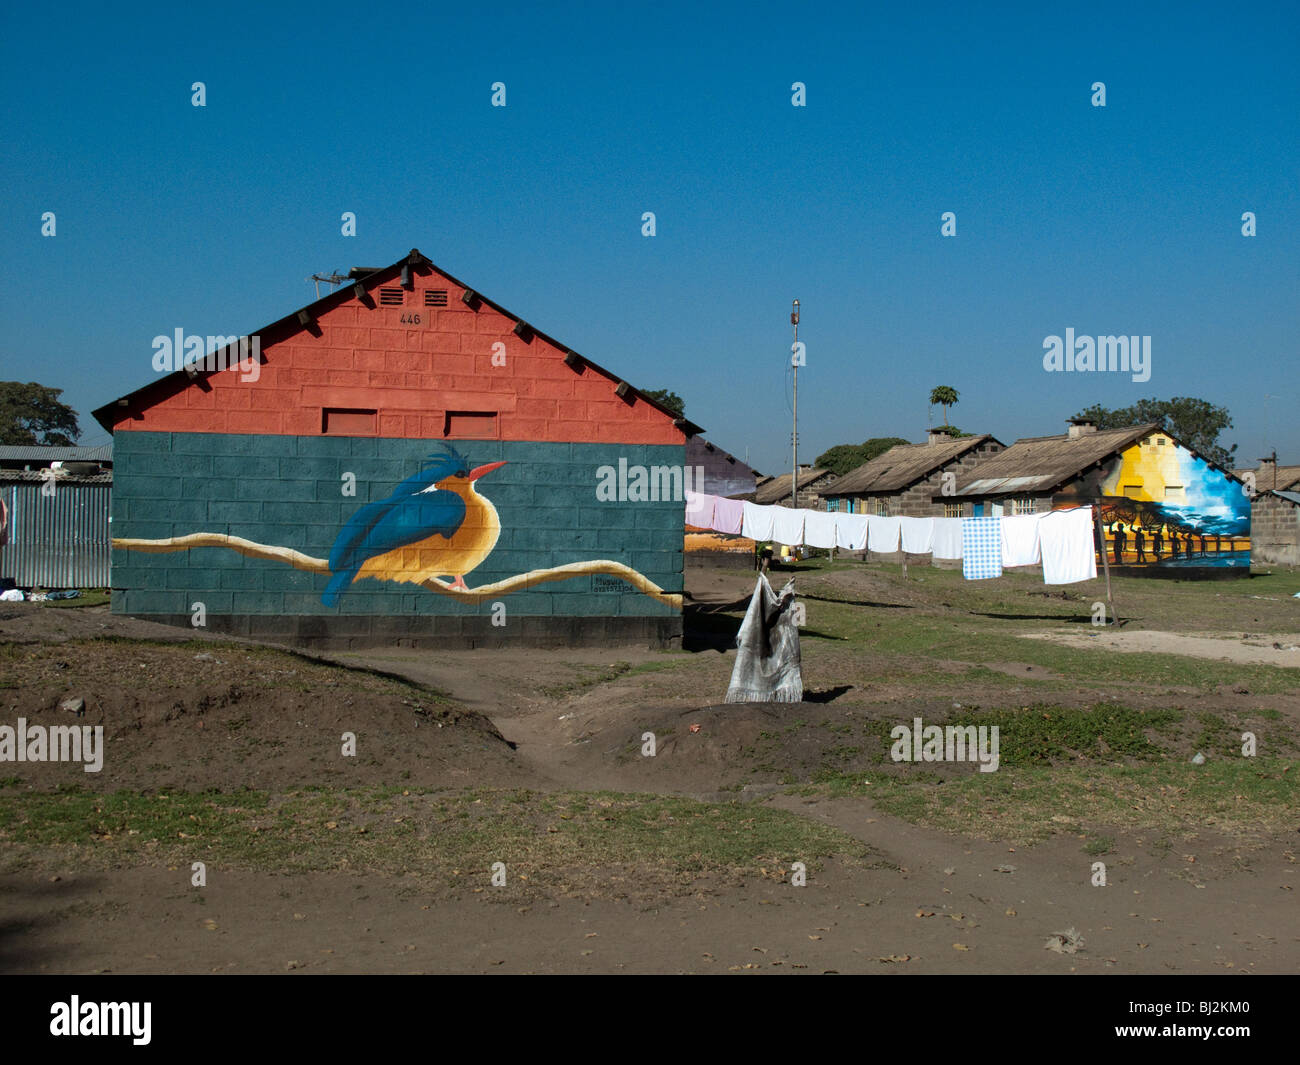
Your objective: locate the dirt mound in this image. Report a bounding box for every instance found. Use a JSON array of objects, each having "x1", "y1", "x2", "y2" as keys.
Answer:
[{"x1": 0, "y1": 632, "x2": 530, "y2": 793}]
